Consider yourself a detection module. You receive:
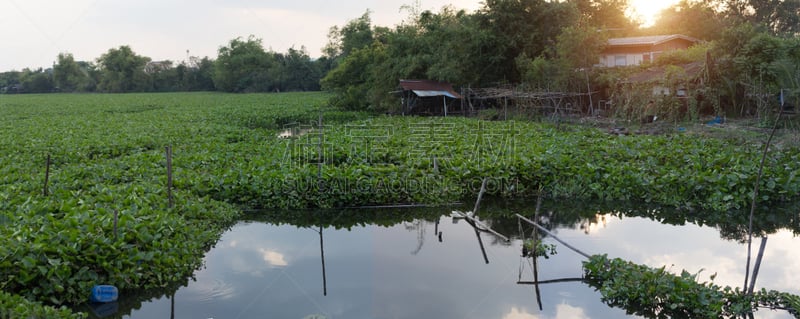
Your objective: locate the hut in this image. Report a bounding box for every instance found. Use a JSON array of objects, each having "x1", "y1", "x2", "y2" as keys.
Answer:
[{"x1": 399, "y1": 80, "x2": 462, "y2": 116}]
